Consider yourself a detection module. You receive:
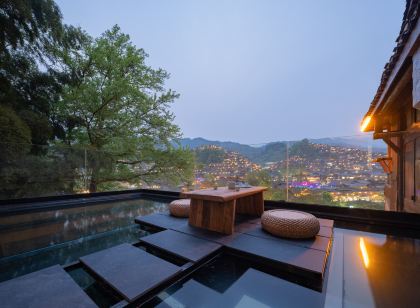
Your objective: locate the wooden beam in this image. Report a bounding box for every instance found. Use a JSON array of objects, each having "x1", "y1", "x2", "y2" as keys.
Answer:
[
  {"x1": 373, "y1": 131, "x2": 406, "y2": 139},
  {"x1": 372, "y1": 157, "x2": 392, "y2": 174},
  {"x1": 383, "y1": 137, "x2": 399, "y2": 153},
  {"x1": 413, "y1": 46, "x2": 420, "y2": 109}
]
